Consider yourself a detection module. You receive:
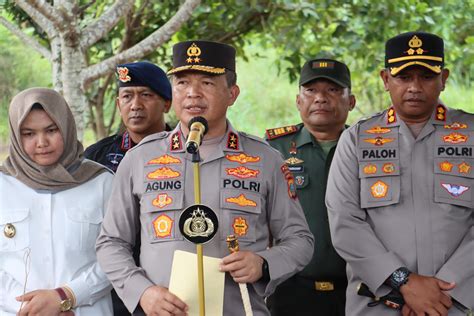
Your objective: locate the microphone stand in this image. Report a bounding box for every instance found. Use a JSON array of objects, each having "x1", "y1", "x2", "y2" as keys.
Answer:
[{"x1": 192, "y1": 151, "x2": 206, "y2": 316}]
